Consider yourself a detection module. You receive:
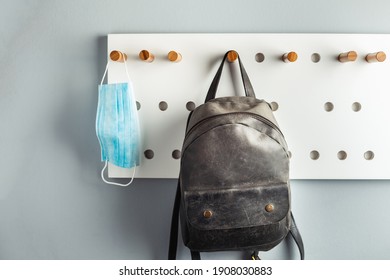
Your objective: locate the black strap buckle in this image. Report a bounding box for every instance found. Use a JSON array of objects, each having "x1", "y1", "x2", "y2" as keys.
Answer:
[{"x1": 251, "y1": 251, "x2": 261, "y2": 260}]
